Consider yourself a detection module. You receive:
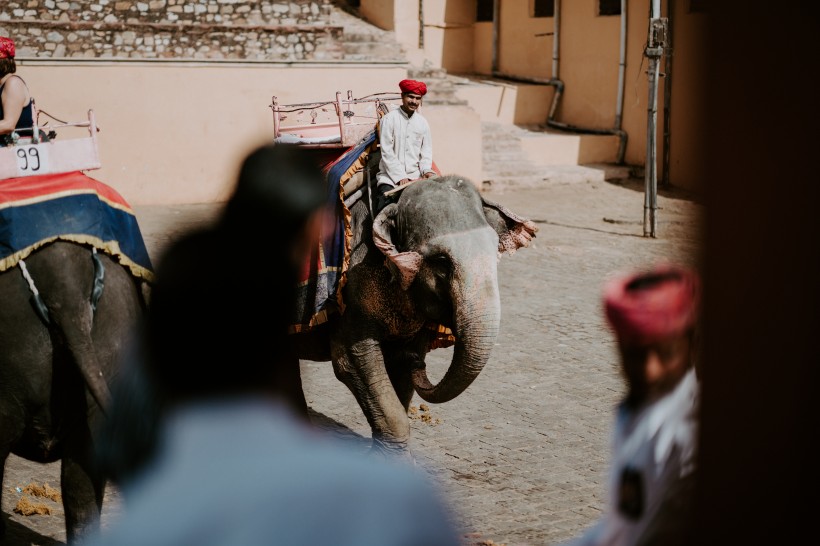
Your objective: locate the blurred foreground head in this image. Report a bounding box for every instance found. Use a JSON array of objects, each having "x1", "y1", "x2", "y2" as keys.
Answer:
[
  {"x1": 604, "y1": 263, "x2": 700, "y2": 346},
  {"x1": 146, "y1": 143, "x2": 327, "y2": 401},
  {"x1": 603, "y1": 263, "x2": 701, "y2": 405},
  {"x1": 221, "y1": 143, "x2": 328, "y2": 250}
]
